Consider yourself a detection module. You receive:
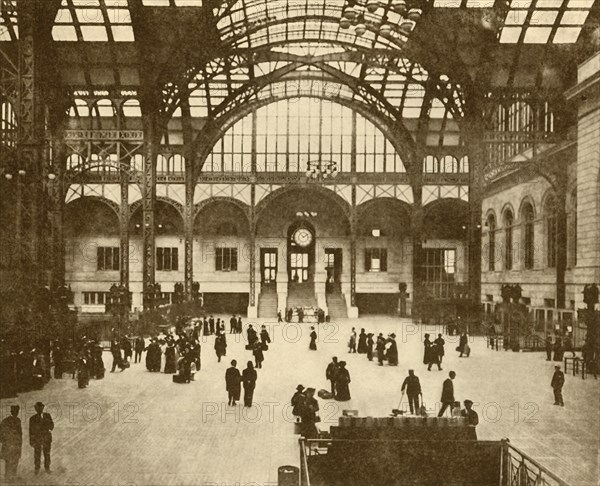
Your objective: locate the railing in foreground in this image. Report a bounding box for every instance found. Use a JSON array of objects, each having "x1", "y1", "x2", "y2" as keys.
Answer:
[
  {"x1": 298, "y1": 438, "x2": 570, "y2": 486},
  {"x1": 503, "y1": 441, "x2": 570, "y2": 486}
]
